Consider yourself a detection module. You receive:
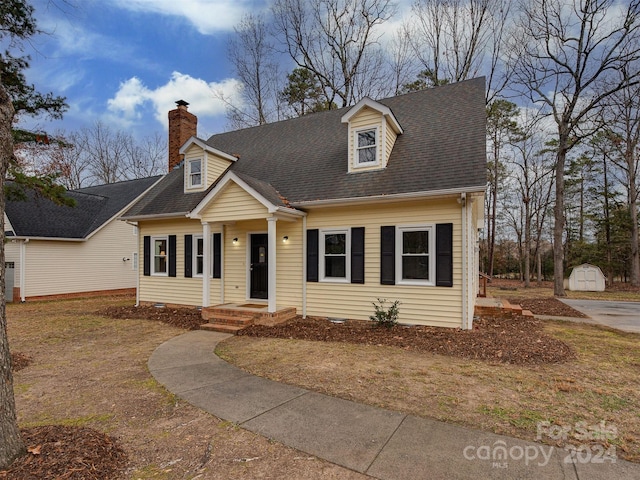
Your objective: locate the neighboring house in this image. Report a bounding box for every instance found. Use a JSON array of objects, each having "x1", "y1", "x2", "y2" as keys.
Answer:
[
  {"x1": 4, "y1": 176, "x2": 161, "y2": 302},
  {"x1": 122, "y1": 78, "x2": 486, "y2": 328}
]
